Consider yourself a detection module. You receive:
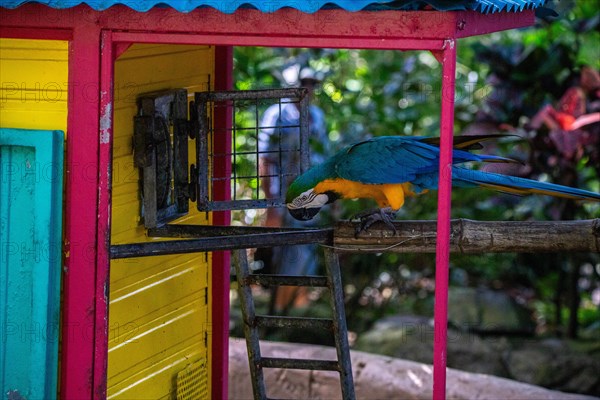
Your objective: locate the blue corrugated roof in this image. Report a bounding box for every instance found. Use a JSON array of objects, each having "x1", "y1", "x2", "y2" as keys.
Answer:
[{"x1": 0, "y1": 0, "x2": 548, "y2": 14}]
